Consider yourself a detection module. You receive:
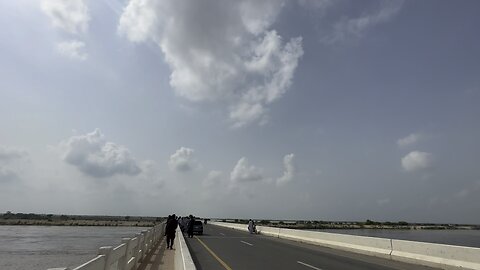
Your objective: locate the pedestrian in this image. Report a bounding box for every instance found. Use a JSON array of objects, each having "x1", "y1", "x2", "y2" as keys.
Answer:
[
  {"x1": 187, "y1": 215, "x2": 195, "y2": 238},
  {"x1": 248, "y1": 219, "x2": 254, "y2": 234},
  {"x1": 165, "y1": 214, "x2": 178, "y2": 249}
]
